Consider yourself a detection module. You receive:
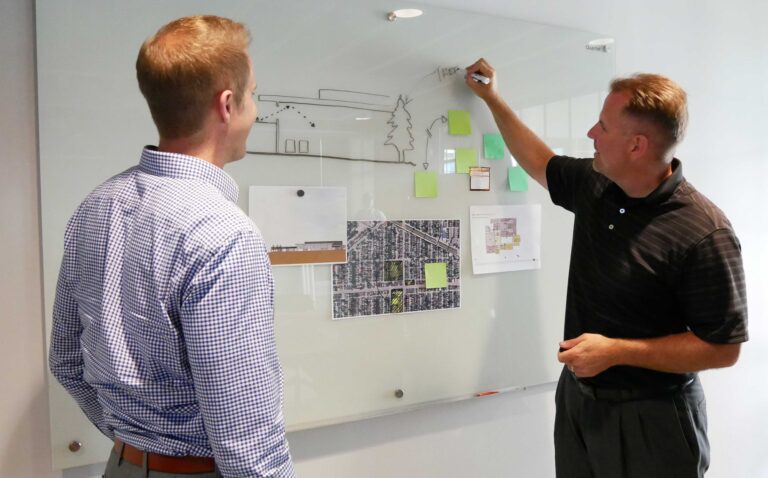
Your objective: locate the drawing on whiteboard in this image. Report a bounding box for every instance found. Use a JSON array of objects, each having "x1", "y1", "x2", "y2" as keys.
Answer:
[
  {"x1": 257, "y1": 104, "x2": 316, "y2": 127},
  {"x1": 248, "y1": 88, "x2": 418, "y2": 166},
  {"x1": 404, "y1": 66, "x2": 465, "y2": 170},
  {"x1": 332, "y1": 220, "x2": 460, "y2": 319},
  {"x1": 408, "y1": 65, "x2": 462, "y2": 95},
  {"x1": 423, "y1": 115, "x2": 448, "y2": 170},
  {"x1": 248, "y1": 66, "x2": 471, "y2": 168},
  {"x1": 435, "y1": 66, "x2": 462, "y2": 81},
  {"x1": 384, "y1": 95, "x2": 415, "y2": 163}
]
